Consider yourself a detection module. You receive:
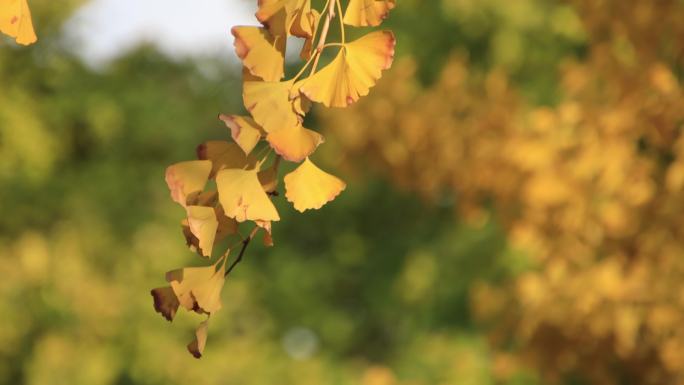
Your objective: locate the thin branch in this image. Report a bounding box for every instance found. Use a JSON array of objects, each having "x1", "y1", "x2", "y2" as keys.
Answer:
[
  {"x1": 310, "y1": 0, "x2": 337, "y2": 75},
  {"x1": 224, "y1": 227, "x2": 259, "y2": 276}
]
